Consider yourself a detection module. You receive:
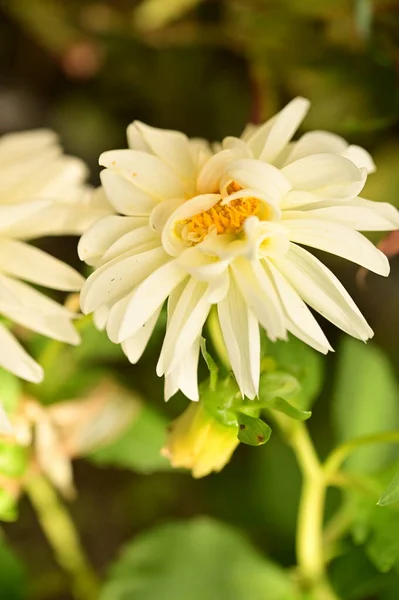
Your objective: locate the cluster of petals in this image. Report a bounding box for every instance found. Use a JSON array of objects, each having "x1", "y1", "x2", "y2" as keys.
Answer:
[
  {"x1": 79, "y1": 98, "x2": 399, "y2": 401},
  {"x1": 0, "y1": 129, "x2": 110, "y2": 388}
]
